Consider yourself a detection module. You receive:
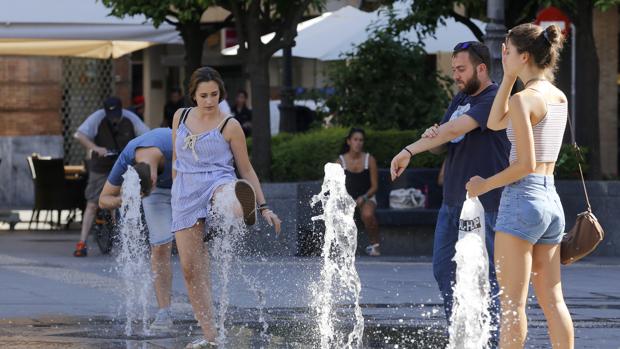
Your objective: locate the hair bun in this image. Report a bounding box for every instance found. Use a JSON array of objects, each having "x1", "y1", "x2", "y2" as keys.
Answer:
[{"x1": 544, "y1": 25, "x2": 565, "y2": 48}]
